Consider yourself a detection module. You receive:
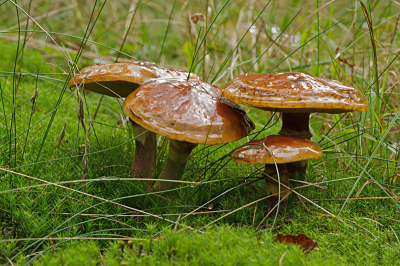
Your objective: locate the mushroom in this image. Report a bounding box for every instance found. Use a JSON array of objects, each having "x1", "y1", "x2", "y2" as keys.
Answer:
[
  {"x1": 230, "y1": 135, "x2": 322, "y2": 212},
  {"x1": 68, "y1": 62, "x2": 198, "y2": 98},
  {"x1": 123, "y1": 77, "x2": 255, "y2": 191},
  {"x1": 221, "y1": 72, "x2": 369, "y2": 177},
  {"x1": 68, "y1": 62, "x2": 199, "y2": 179}
]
